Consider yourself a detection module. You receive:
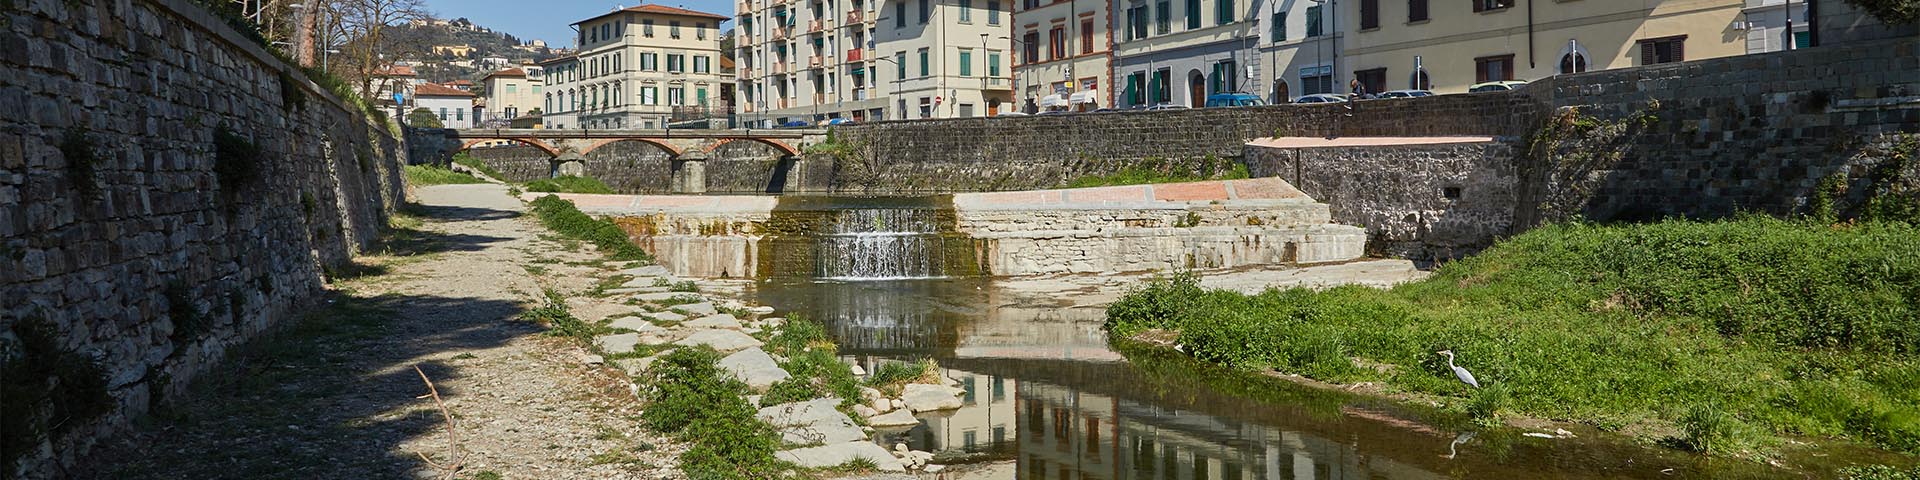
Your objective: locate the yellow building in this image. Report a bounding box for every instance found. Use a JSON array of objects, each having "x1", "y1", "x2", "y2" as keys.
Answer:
[
  {"x1": 1341, "y1": 0, "x2": 1747, "y2": 94},
  {"x1": 432, "y1": 44, "x2": 475, "y2": 57}
]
